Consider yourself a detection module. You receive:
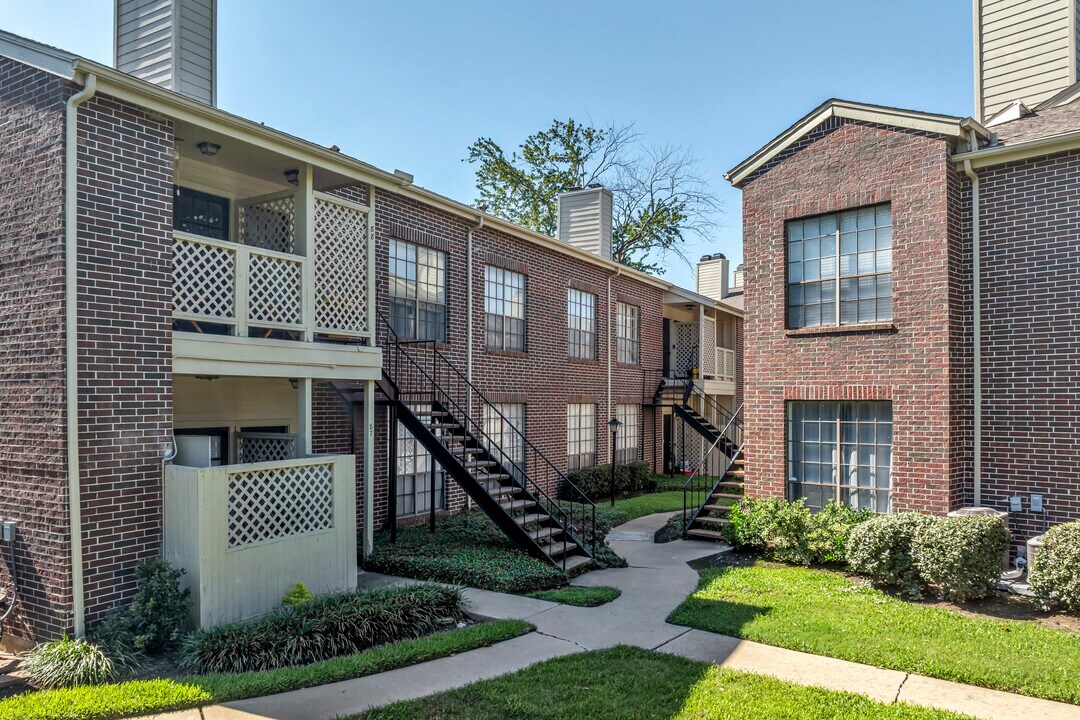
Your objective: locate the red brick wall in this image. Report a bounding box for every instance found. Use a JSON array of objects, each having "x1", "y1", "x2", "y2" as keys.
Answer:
[
  {"x1": 0, "y1": 59, "x2": 70, "y2": 645},
  {"x1": 75, "y1": 94, "x2": 174, "y2": 626},
  {"x1": 740, "y1": 119, "x2": 965, "y2": 515},
  {"x1": 973, "y1": 148, "x2": 1080, "y2": 541}
]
